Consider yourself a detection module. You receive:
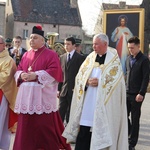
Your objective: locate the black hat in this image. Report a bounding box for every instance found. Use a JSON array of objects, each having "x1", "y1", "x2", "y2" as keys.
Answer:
[
  {"x1": 5, "y1": 38, "x2": 12, "y2": 43},
  {"x1": 32, "y1": 25, "x2": 44, "y2": 37},
  {"x1": 75, "y1": 38, "x2": 82, "y2": 45}
]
